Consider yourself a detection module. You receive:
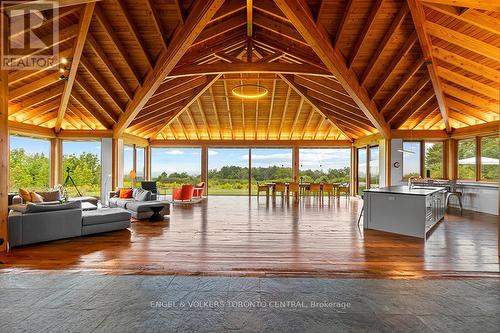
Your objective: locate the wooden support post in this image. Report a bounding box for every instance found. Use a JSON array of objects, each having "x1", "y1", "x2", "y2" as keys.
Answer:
[
  {"x1": 201, "y1": 146, "x2": 208, "y2": 195},
  {"x1": 132, "y1": 144, "x2": 137, "y2": 187},
  {"x1": 351, "y1": 146, "x2": 356, "y2": 196},
  {"x1": 50, "y1": 138, "x2": 62, "y2": 187},
  {"x1": 0, "y1": 57, "x2": 8, "y2": 252},
  {"x1": 112, "y1": 138, "x2": 118, "y2": 189},
  {"x1": 248, "y1": 148, "x2": 252, "y2": 196},
  {"x1": 292, "y1": 146, "x2": 299, "y2": 182},
  {"x1": 446, "y1": 139, "x2": 457, "y2": 180},
  {"x1": 145, "y1": 145, "x2": 151, "y2": 181}
]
